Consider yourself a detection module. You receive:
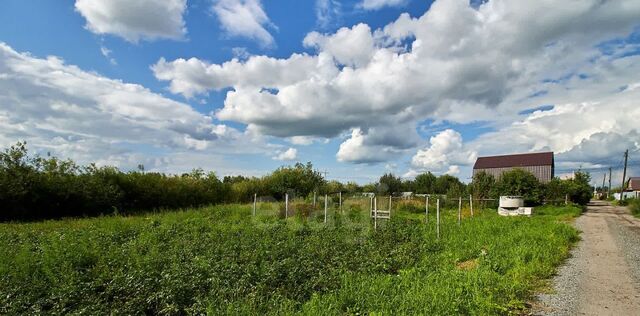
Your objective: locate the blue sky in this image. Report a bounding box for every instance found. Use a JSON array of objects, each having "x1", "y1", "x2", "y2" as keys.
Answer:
[{"x1": 1, "y1": 0, "x2": 639, "y2": 185}]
